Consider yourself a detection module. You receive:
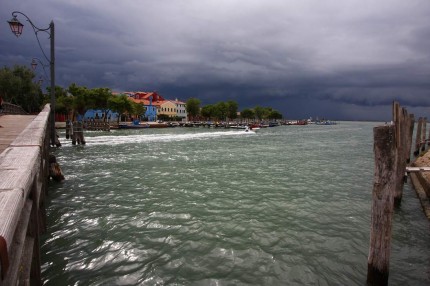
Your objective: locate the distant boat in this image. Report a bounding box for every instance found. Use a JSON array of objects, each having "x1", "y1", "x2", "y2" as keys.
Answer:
[
  {"x1": 244, "y1": 126, "x2": 255, "y2": 133},
  {"x1": 285, "y1": 120, "x2": 308, "y2": 126},
  {"x1": 118, "y1": 123, "x2": 150, "y2": 129},
  {"x1": 269, "y1": 122, "x2": 281, "y2": 127},
  {"x1": 315, "y1": 120, "x2": 337, "y2": 125},
  {"x1": 118, "y1": 122, "x2": 168, "y2": 129}
]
